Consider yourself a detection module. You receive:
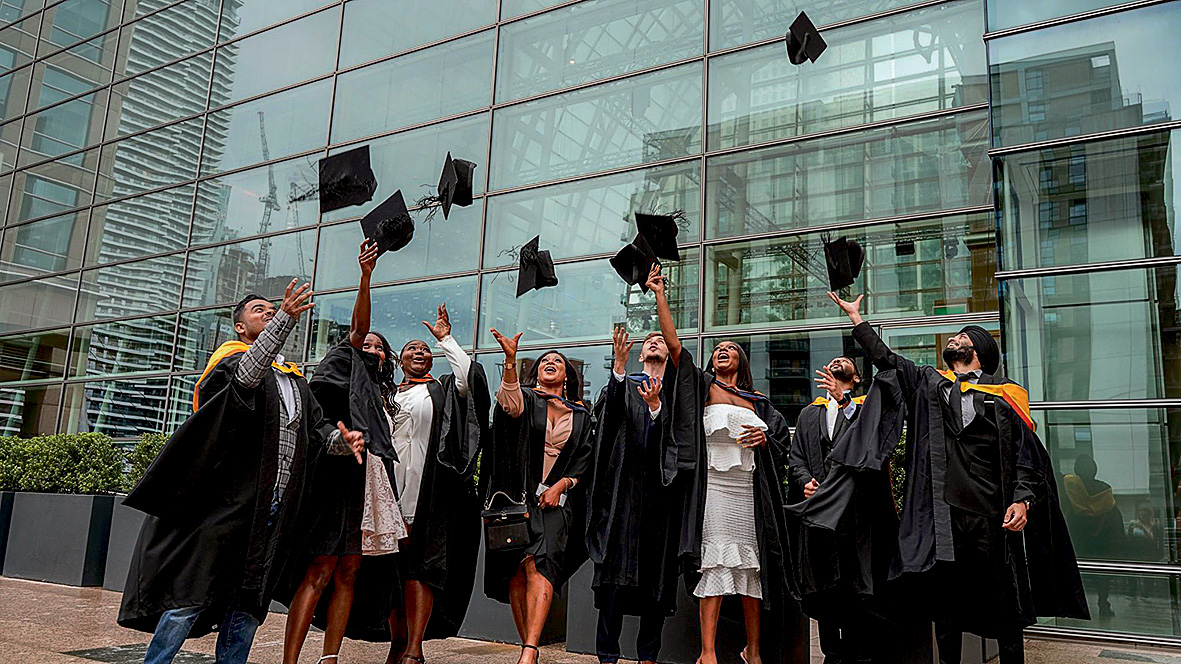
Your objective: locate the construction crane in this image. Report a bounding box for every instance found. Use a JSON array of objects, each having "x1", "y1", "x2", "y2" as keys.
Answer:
[{"x1": 256, "y1": 110, "x2": 280, "y2": 279}]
